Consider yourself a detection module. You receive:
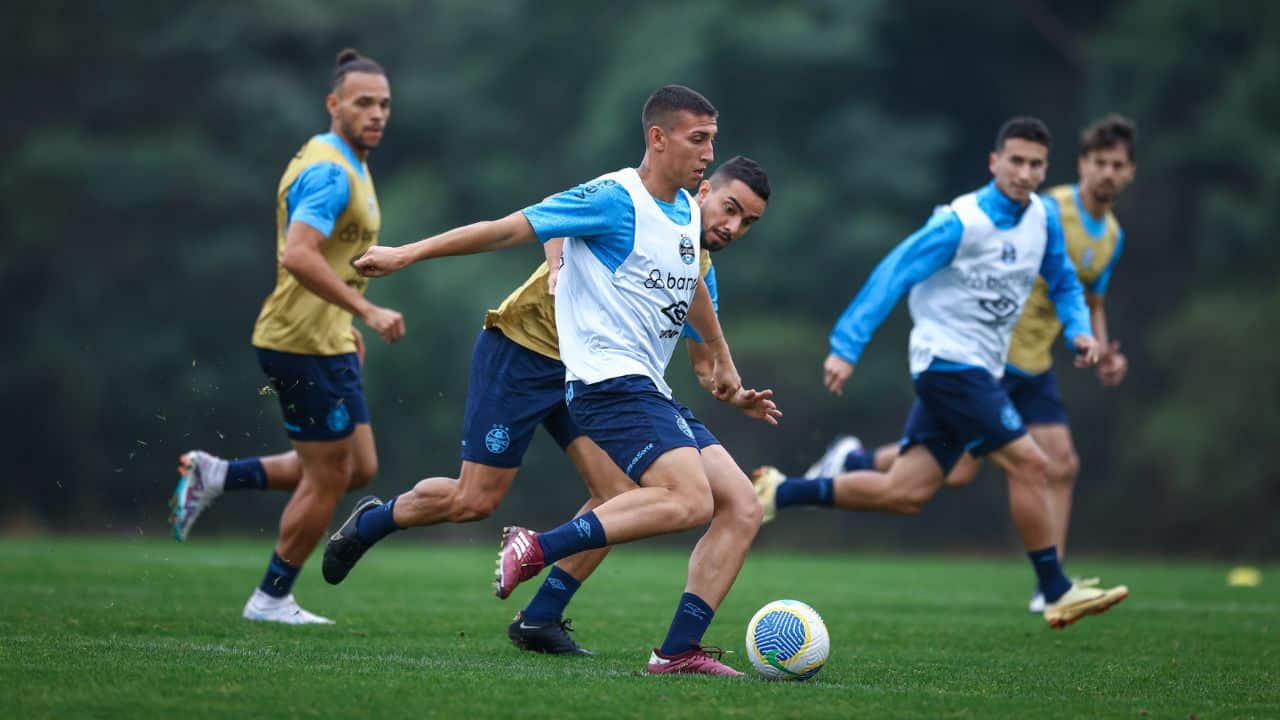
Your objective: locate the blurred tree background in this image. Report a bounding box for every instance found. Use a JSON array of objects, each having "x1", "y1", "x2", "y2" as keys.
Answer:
[{"x1": 4, "y1": 0, "x2": 1277, "y2": 557}]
